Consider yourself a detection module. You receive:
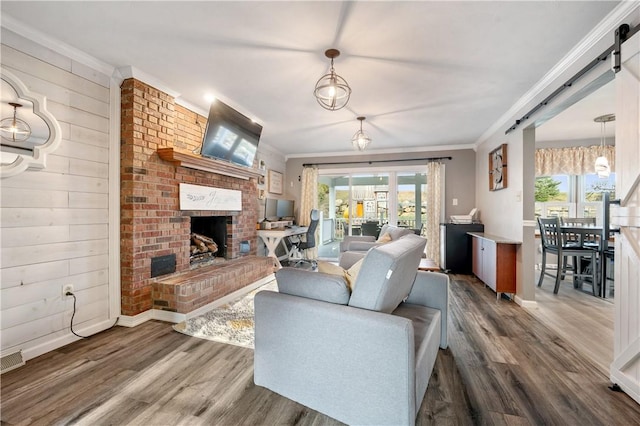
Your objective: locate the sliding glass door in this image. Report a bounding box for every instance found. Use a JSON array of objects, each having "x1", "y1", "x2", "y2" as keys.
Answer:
[
  {"x1": 397, "y1": 172, "x2": 427, "y2": 232},
  {"x1": 317, "y1": 168, "x2": 431, "y2": 259}
]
